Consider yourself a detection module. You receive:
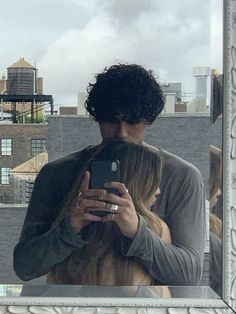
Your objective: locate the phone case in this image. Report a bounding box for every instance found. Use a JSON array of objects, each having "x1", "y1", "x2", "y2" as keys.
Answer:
[
  {"x1": 89, "y1": 160, "x2": 120, "y2": 195},
  {"x1": 89, "y1": 160, "x2": 120, "y2": 217}
]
